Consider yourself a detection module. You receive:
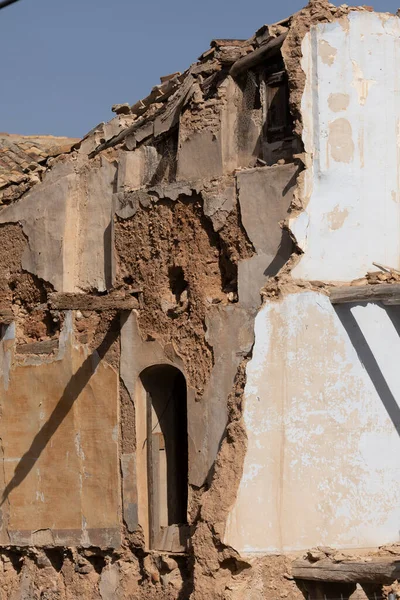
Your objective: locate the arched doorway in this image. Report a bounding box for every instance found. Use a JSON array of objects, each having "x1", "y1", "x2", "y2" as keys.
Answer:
[{"x1": 139, "y1": 365, "x2": 188, "y2": 549}]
